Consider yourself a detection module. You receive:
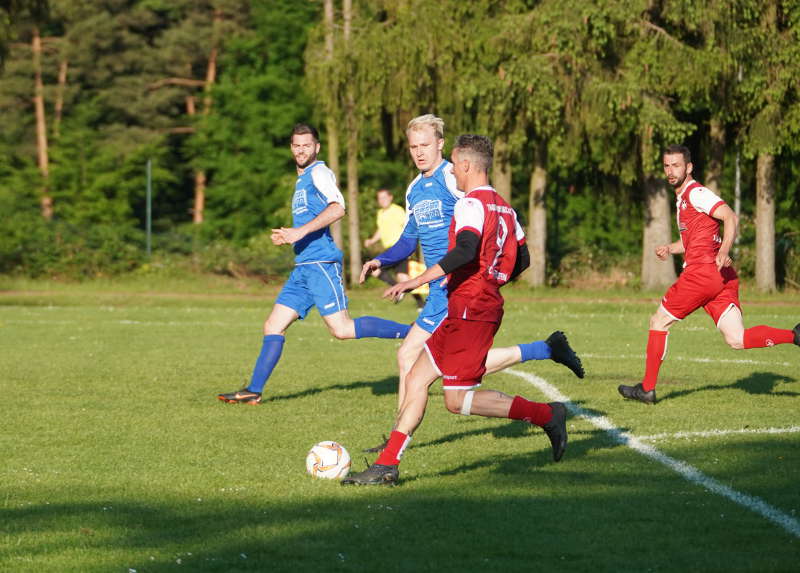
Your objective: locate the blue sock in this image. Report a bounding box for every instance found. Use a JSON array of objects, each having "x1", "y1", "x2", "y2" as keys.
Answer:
[
  {"x1": 354, "y1": 316, "x2": 411, "y2": 339},
  {"x1": 519, "y1": 340, "x2": 551, "y2": 361},
  {"x1": 247, "y1": 334, "x2": 285, "y2": 393}
]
